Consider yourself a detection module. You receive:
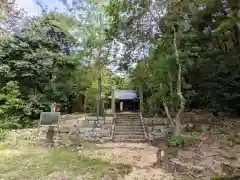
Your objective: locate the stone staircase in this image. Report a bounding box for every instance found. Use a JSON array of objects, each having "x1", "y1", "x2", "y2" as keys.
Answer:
[{"x1": 113, "y1": 113, "x2": 146, "y2": 142}]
